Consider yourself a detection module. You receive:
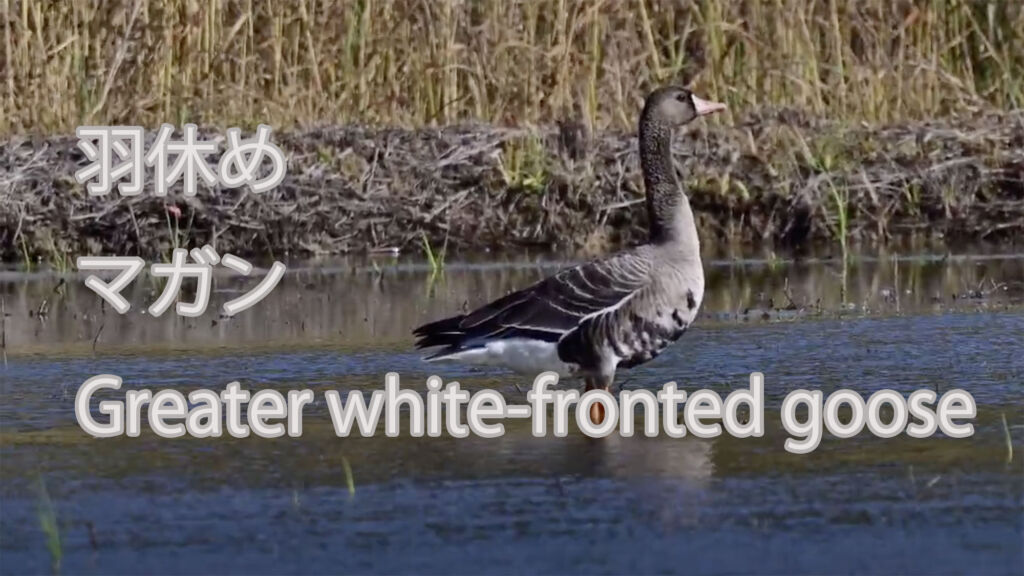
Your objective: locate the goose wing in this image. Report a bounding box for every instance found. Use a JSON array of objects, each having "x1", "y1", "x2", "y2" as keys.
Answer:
[{"x1": 413, "y1": 250, "x2": 652, "y2": 357}]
